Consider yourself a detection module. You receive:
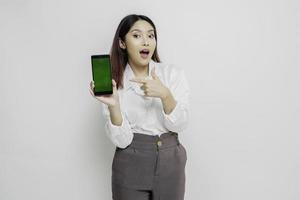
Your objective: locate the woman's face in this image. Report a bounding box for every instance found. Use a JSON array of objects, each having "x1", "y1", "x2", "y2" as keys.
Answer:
[{"x1": 120, "y1": 20, "x2": 157, "y2": 67}]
